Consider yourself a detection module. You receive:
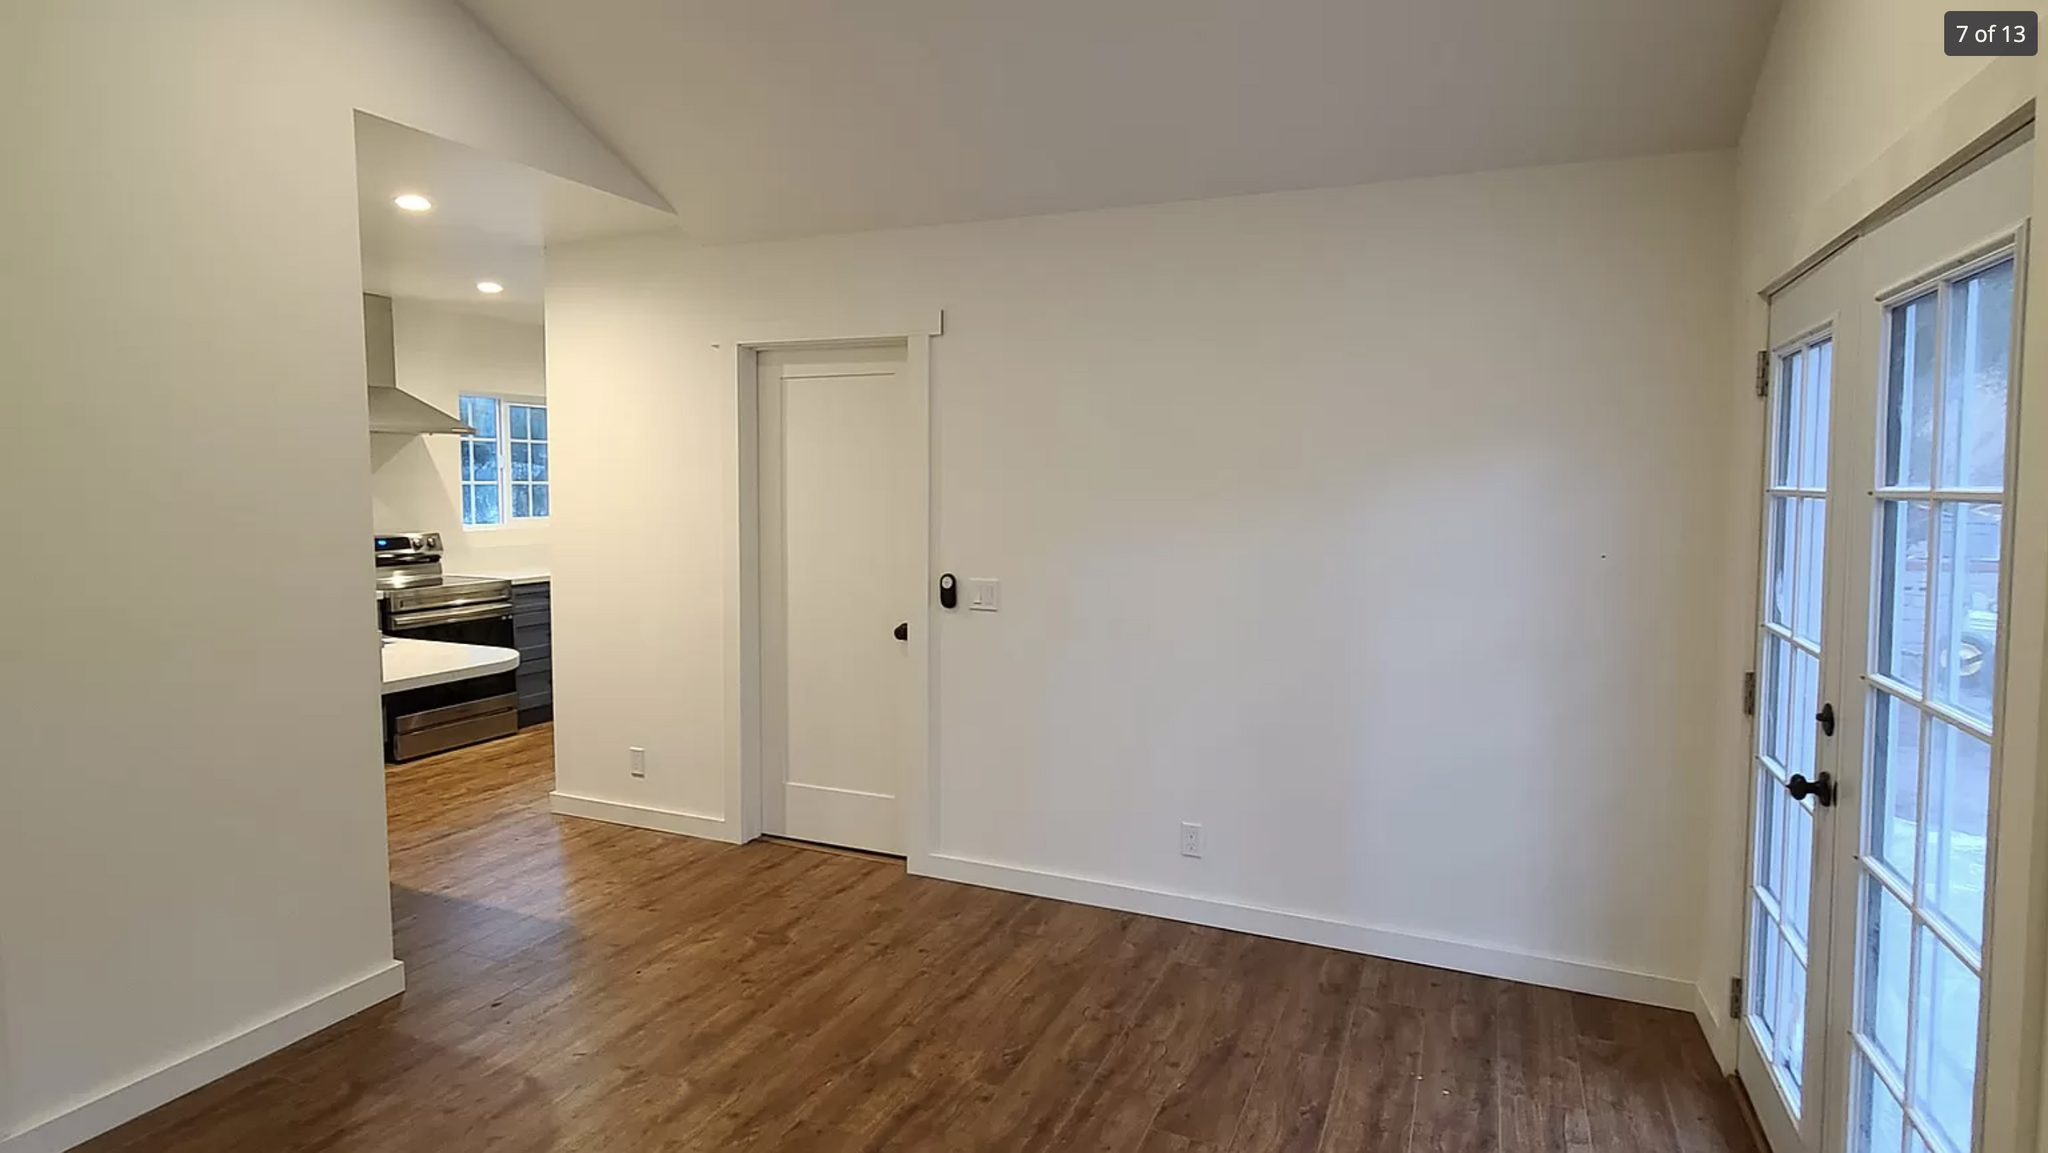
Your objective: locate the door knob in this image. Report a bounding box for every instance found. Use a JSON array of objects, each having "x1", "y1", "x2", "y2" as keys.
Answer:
[
  {"x1": 1817, "y1": 702, "x2": 1836, "y2": 737},
  {"x1": 893, "y1": 622, "x2": 909, "y2": 641},
  {"x1": 1788, "y1": 772, "x2": 1836, "y2": 807}
]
